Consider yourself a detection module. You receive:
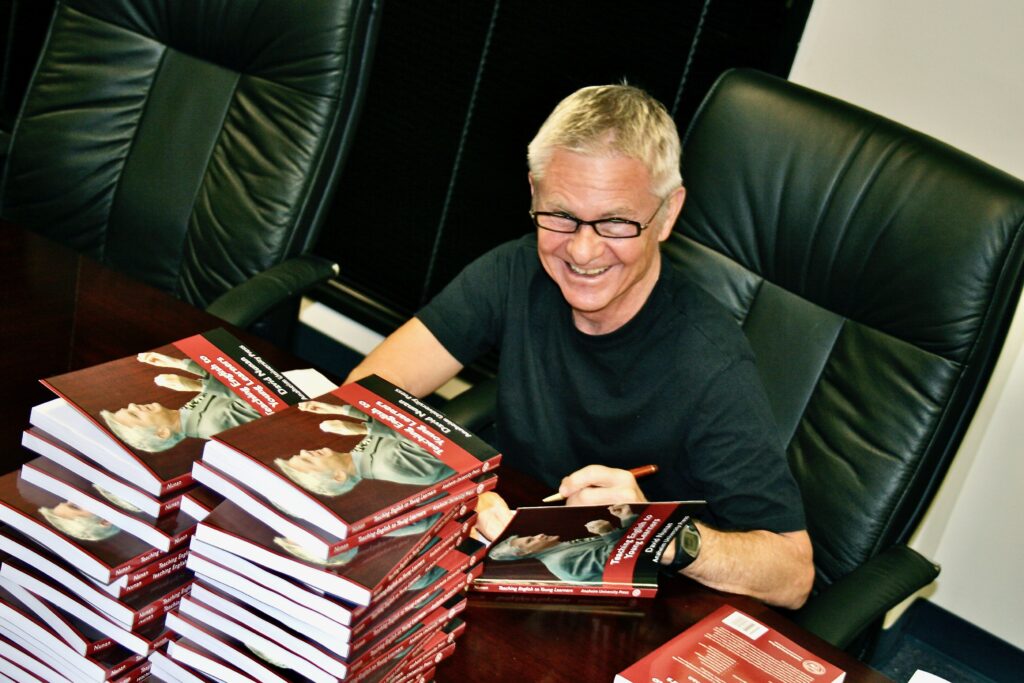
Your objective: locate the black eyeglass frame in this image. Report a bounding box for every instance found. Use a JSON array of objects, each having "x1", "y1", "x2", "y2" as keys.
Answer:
[{"x1": 529, "y1": 196, "x2": 667, "y2": 239}]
